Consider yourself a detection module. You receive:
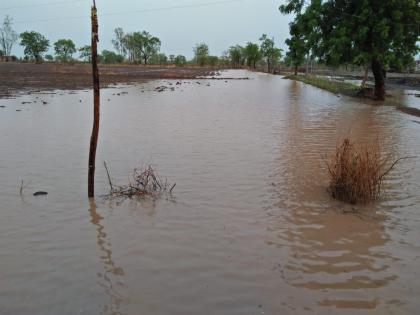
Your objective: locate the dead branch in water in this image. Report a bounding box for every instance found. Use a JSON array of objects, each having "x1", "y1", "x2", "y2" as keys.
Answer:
[
  {"x1": 327, "y1": 138, "x2": 415, "y2": 204},
  {"x1": 18, "y1": 180, "x2": 31, "y2": 196},
  {"x1": 104, "y1": 163, "x2": 175, "y2": 200}
]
